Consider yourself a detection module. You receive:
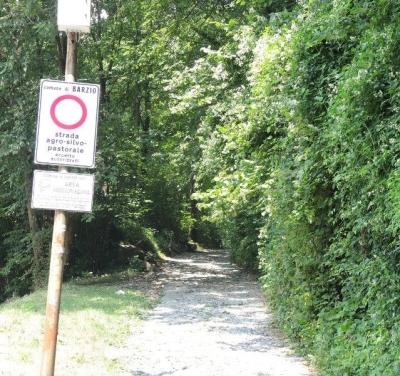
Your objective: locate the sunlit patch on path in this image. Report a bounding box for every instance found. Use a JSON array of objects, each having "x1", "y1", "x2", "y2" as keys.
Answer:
[{"x1": 120, "y1": 249, "x2": 317, "y2": 376}]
